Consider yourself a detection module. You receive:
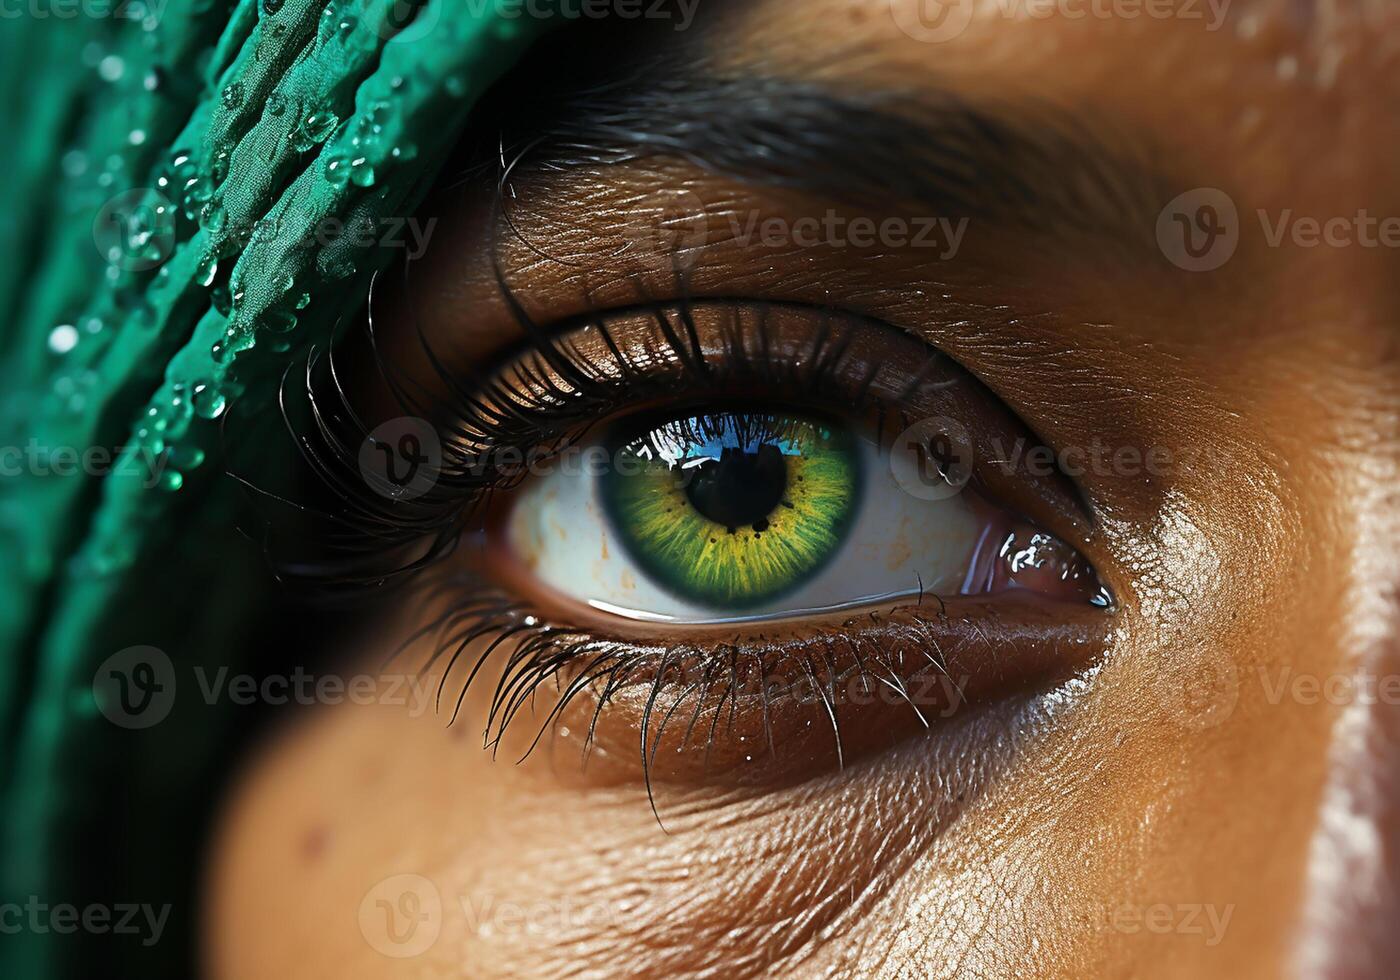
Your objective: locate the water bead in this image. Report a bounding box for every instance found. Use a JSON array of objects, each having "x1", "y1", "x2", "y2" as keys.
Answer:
[
  {"x1": 134, "y1": 427, "x2": 165, "y2": 456},
  {"x1": 98, "y1": 55, "x2": 125, "y2": 82},
  {"x1": 292, "y1": 111, "x2": 338, "y2": 152},
  {"x1": 167, "y1": 444, "x2": 206, "y2": 470},
  {"x1": 191, "y1": 384, "x2": 226, "y2": 420},
  {"x1": 48, "y1": 325, "x2": 79, "y2": 355},
  {"x1": 263, "y1": 309, "x2": 297, "y2": 334},
  {"x1": 303, "y1": 111, "x2": 338, "y2": 143},
  {"x1": 61, "y1": 150, "x2": 88, "y2": 177},
  {"x1": 200, "y1": 201, "x2": 228, "y2": 232},
  {"x1": 324, "y1": 157, "x2": 350, "y2": 186}
]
